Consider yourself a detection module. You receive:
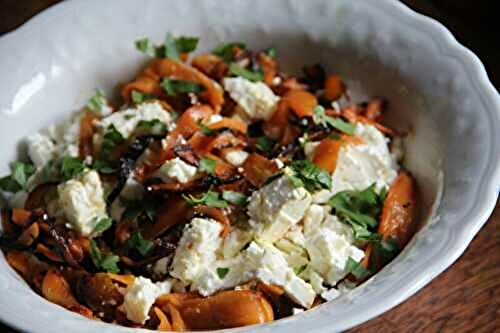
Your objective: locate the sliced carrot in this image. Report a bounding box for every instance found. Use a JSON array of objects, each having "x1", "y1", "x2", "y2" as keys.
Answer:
[
  {"x1": 35, "y1": 243, "x2": 63, "y2": 262},
  {"x1": 149, "y1": 58, "x2": 225, "y2": 112},
  {"x1": 42, "y1": 269, "x2": 80, "y2": 308},
  {"x1": 188, "y1": 132, "x2": 213, "y2": 154},
  {"x1": 324, "y1": 75, "x2": 346, "y2": 101},
  {"x1": 177, "y1": 290, "x2": 274, "y2": 330},
  {"x1": 242, "y1": 153, "x2": 279, "y2": 188},
  {"x1": 282, "y1": 90, "x2": 317, "y2": 118},
  {"x1": 142, "y1": 195, "x2": 190, "y2": 240},
  {"x1": 262, "y1": 101, "x2": 290, "y2": 140},
  {"x1": 11, "y1": 208, "x2": 31, "y2": 227},
  {"x1": 167, "y1": 303, "x2": 187, "y2": 331},
  {"x1": 191, "y1": 53, "x2": 225, "y2": 78},
  {"x1": 342, "y1": 106, "x2": 394, "y2": 136},
  {"x1": 153, "y1": 306, "x2": 172, "y2": 331},
  {"x1": 156, "y1": 292, "x2": 201, "y2": 308},
  {"x1": 6, "y1": 251, "x2": 31, "y2": 278},
  {"x1": 312, "y1": 139, "x2": 343, "y2": 173},
  {"x1": 257, "y1": 52, "x2": 278, "y2": 86},
  {"x1": 207, "y1": 117, "x2": 248, "y2": 134},
  {"x1": 79, "y1": 111, "x2": 99, "y2": 159},
  {"x1": 205, "y1": 132, "x2": 246, "y2": 154},
  {"x1": 107, "y1": 273, "x2": 135, "y2": 287},
  {"x1": 378, "y1": 171, "x2": 418, "y2": 247},
  {"x1": 17, "y1": 222, "x2": 40, "y2": 247},
  {"x1": 122, "y1": 75, "x2": 162, "y2": 102}
]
